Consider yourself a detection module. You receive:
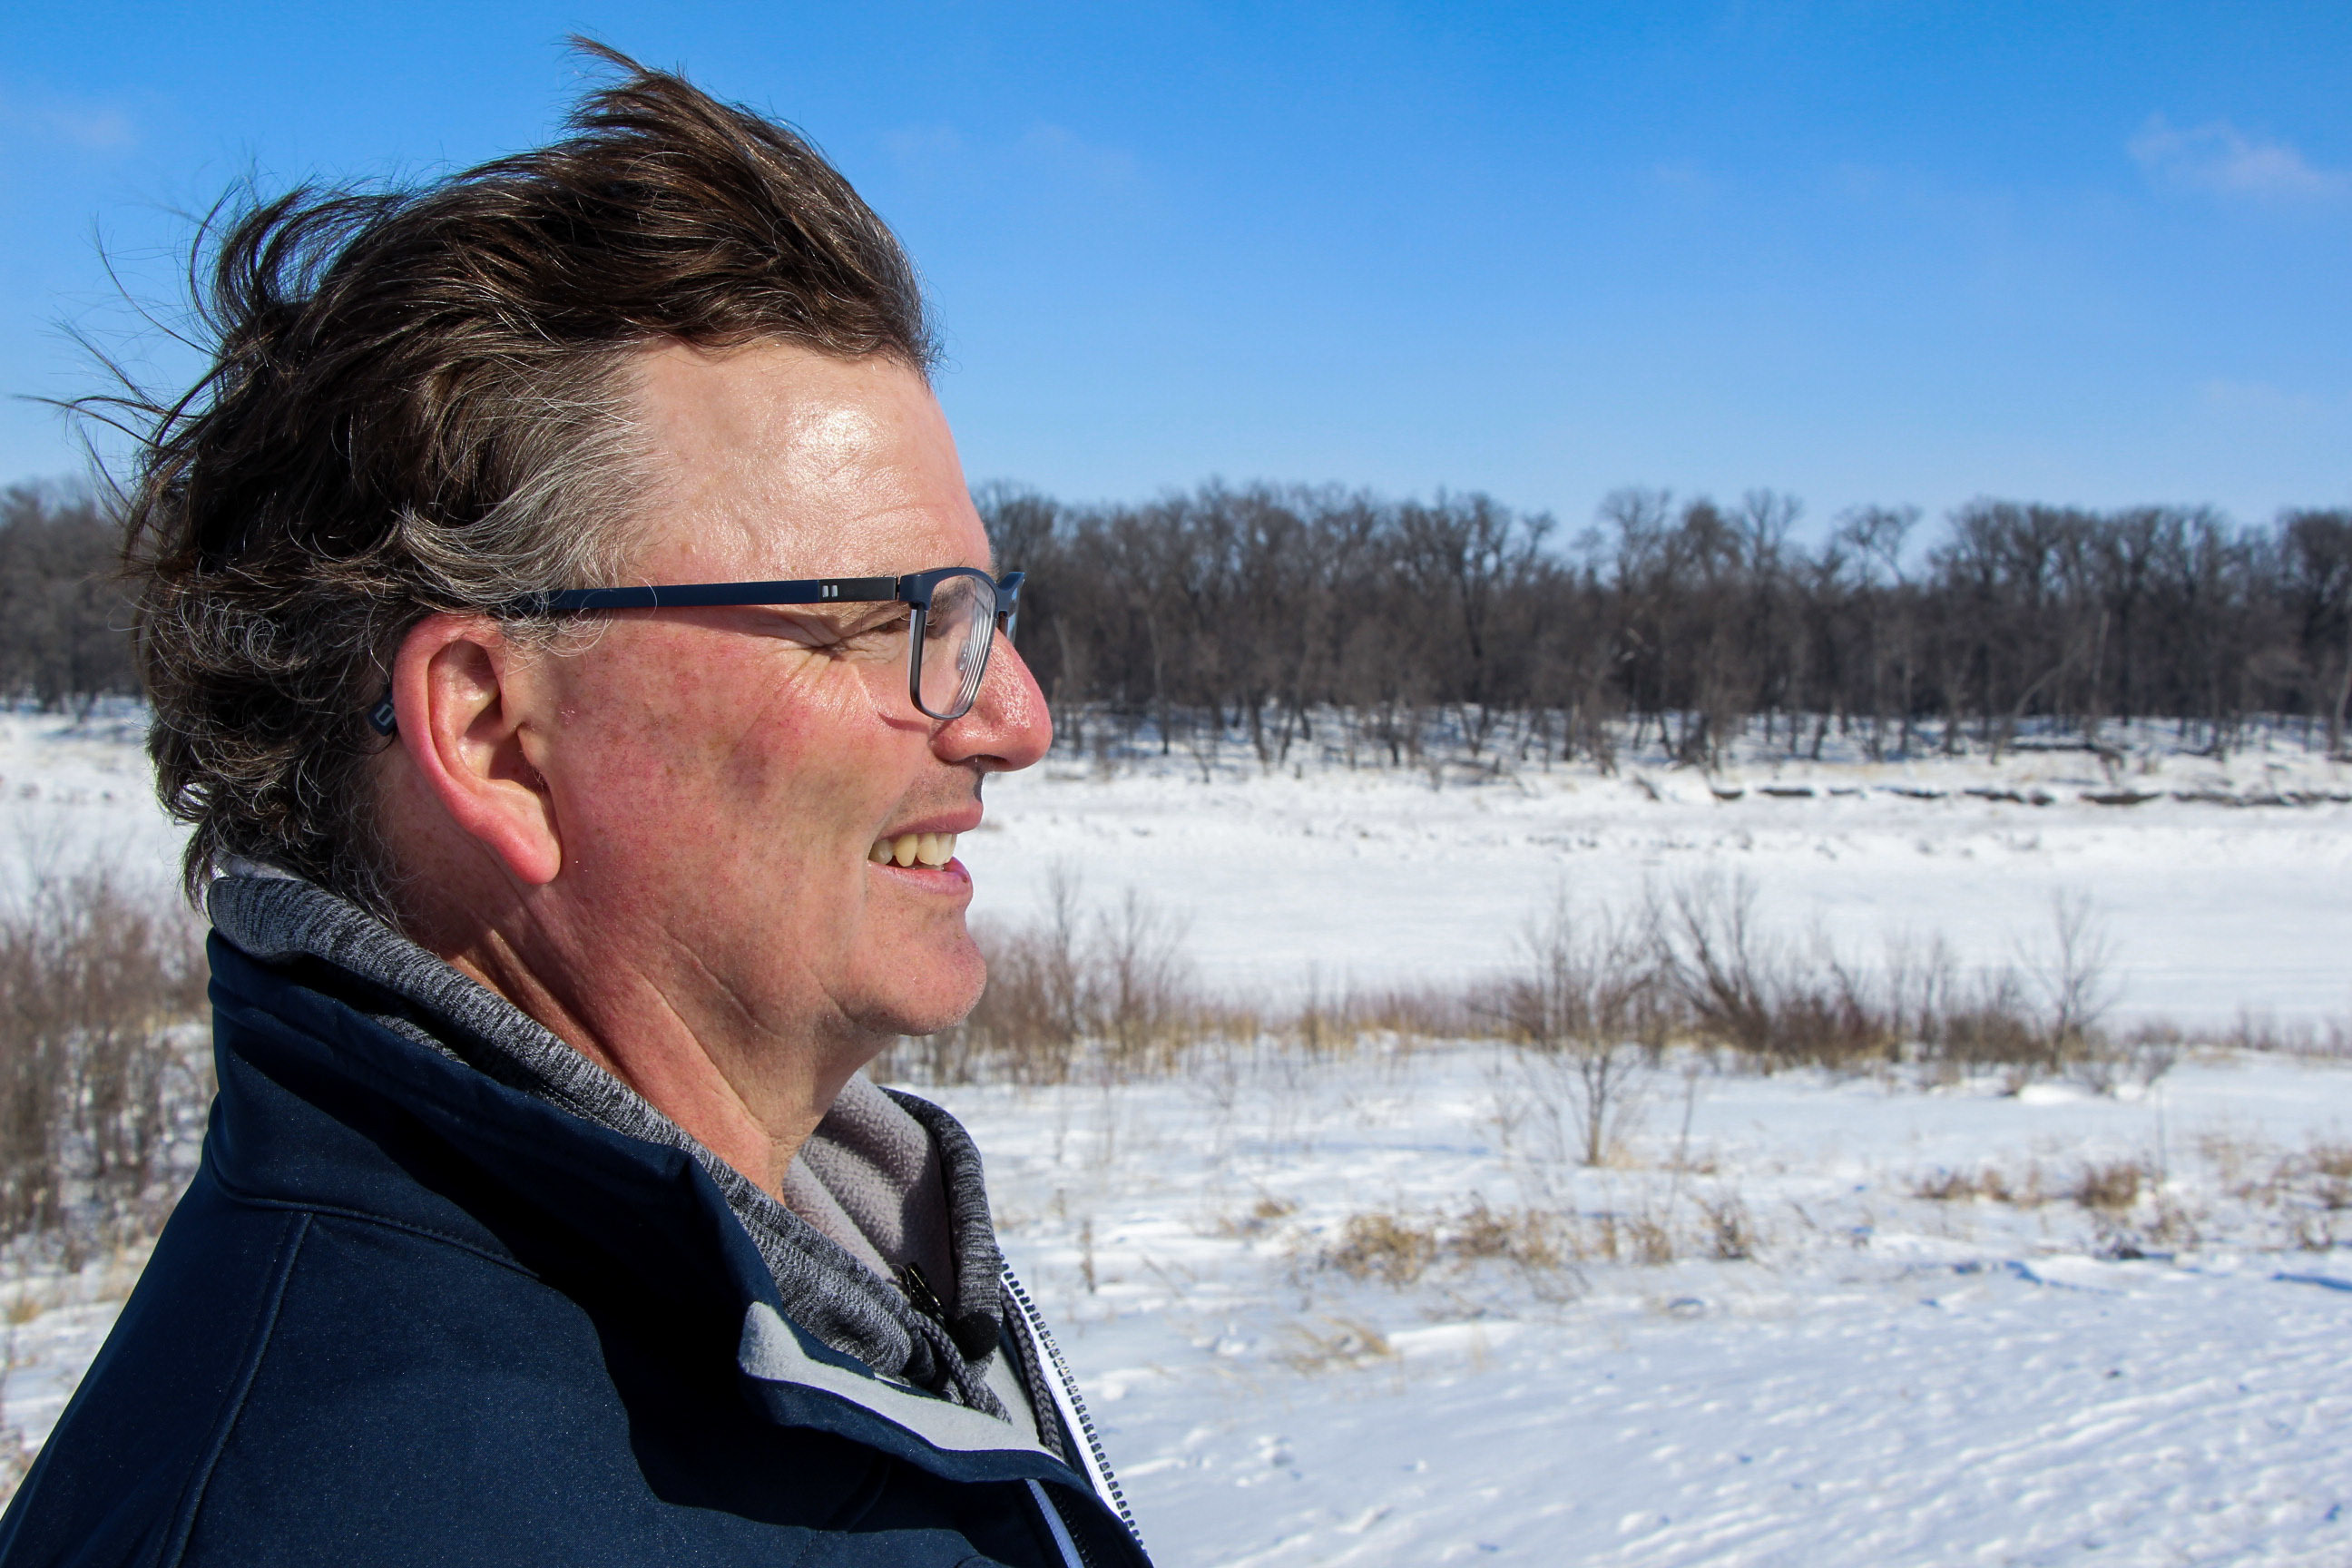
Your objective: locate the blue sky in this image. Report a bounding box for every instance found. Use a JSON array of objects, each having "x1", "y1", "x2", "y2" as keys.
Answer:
[{"x1": 3, "y1": 2, "x2": 2347, "y2": 534}]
